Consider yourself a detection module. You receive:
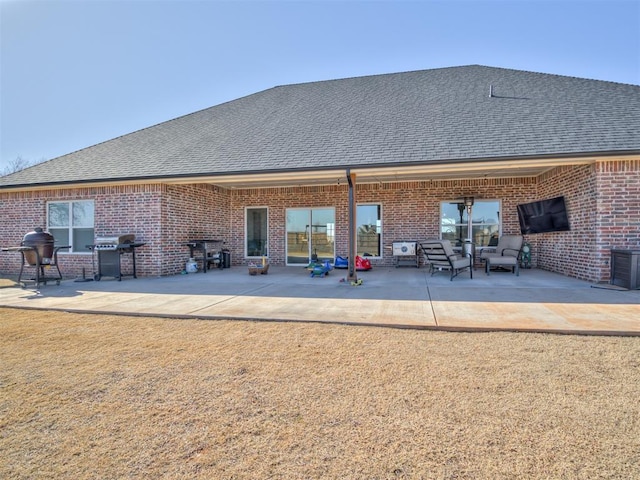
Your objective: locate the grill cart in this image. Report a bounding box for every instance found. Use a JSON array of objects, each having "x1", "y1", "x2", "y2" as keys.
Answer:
[
  {"x1": 88, "y1": 234, "x2": 145, "y2": 281},
  {"x1": 184, "y1": 239, "x2": 226, "y2": 272}
]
